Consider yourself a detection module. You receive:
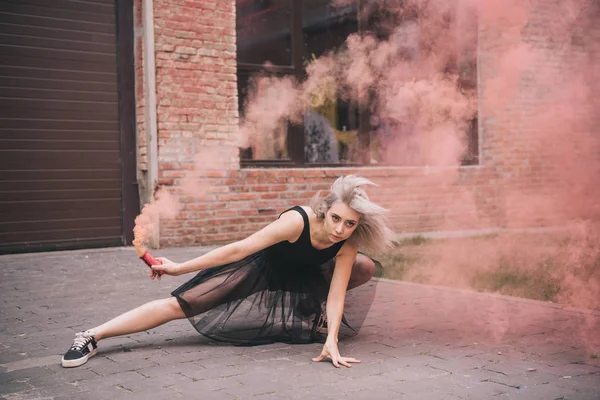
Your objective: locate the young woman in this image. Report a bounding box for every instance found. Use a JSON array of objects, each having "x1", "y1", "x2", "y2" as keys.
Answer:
[{"x1": 61, "y1": 175, "x2": 395, "y2": 369}]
